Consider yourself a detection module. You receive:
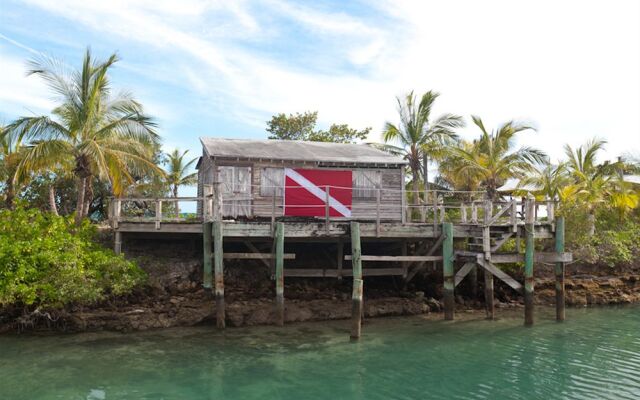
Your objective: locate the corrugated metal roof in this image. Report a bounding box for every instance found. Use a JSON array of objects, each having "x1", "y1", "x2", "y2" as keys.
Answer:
[{"x1": 199, "y1": 137, "x2": 408, "y2": 165}]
